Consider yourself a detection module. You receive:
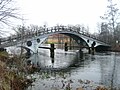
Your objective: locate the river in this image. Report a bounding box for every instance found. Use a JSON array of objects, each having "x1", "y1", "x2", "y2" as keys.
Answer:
[{"x1": 26, "y1": 44, "x2": 120, "y2": 90}]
